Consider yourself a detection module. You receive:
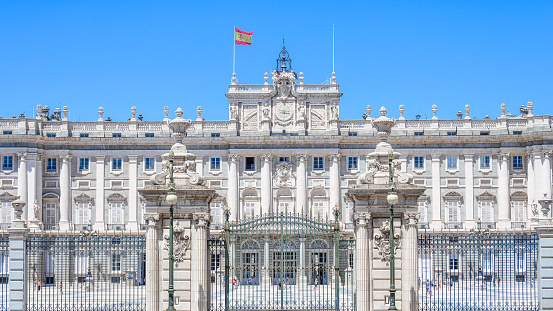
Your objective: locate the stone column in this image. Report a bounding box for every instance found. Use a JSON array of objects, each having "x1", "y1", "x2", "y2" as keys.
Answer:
[
  {"x1": 35, "y1": 155, "x2": 42, "y2": 217},
  {"x1": 464, "y1": 155, "x2": 475, "y2": 228},
  {"x1": 537, "y1": 226, "x2": 553, "y2": 310},
  {"x1": 354, "y1": 213, "x2": 371, "y2": 311},
  {"x1": 498, "y1": 153, "x2": 510, "y2": 227},
  {"x1": 527, "y1": 152, "x2": 536, "y2": 222},
  {"x1": 195, "y1": 157, "x2": 204, "y2": 177},
  {"x1": 59, "y1": 155, "x2": 72, "y2": 230},
  {"x1": 128, "y1": 155, "x2": 138, "y2": 230},
  {"x1": 261, "y1": 154, "x2": 272, "y2": 215},
  {"x1": 95, "y1": 156, "x2": 105, "y2": 230},
  {"x1": 26, "y1": 154, "x2": 37, "y2": 222},
  {"x1": 431, "y1": 154, "x2": 441, "y2": 227},
  {"x1": 145, "y1": 214, "x2": 160, "y2": 311},
  {"x1": 402, "y1": 213, "x2": 419, "y2": 311},
  {"x1": 329, "y1": 154, "x2": 341, "y2": 217},
  {"x1": 543, "y1": 152, "x2": 552, "y2": 200},
  {"x1": 296, "y1": 154, "x2": 307, "y2": 215},
  {"x1": 8, "y1": 222, "x2": 29, "y2": 311},
  {"x1": 263, "y1": 235, "x2": 270, "y2": 285},
  {"x1": 192, "y1": 213, "x2": 211, "y2": 311},
  {"x1": 17, "y1": 153, "x2": 27, "y2": 219},
  {"x1": 228, "y1": 154, "x2": 239, "y2": 221},
  {"x1": 299, "y1": 235, "x2": 307, "y2": 285}
]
